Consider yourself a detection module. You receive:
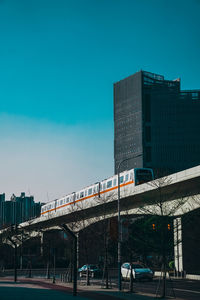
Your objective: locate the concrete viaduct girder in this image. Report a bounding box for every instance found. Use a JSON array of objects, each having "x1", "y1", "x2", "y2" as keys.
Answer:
[{"x1": 0, "y1": 165, "x2": 199, "y2": 235}]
